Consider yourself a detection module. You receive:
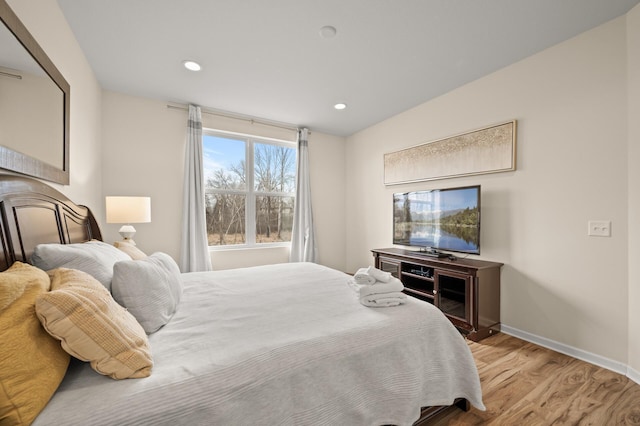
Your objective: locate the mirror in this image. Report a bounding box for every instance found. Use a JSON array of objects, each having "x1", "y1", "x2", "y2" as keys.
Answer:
[{"x1": 0, "y1": 0, "x2": 70, "y2": 185}]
